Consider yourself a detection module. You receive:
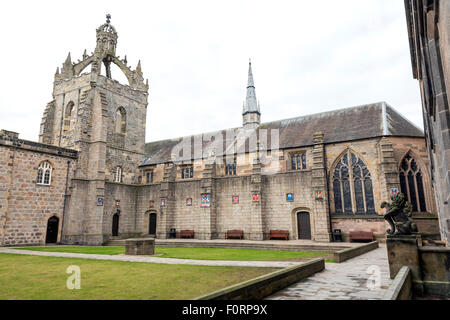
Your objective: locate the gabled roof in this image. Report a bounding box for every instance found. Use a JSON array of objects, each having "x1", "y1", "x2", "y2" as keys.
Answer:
[{"x1": 142, "y1": 102, "x2": 423, "y2": 166}]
